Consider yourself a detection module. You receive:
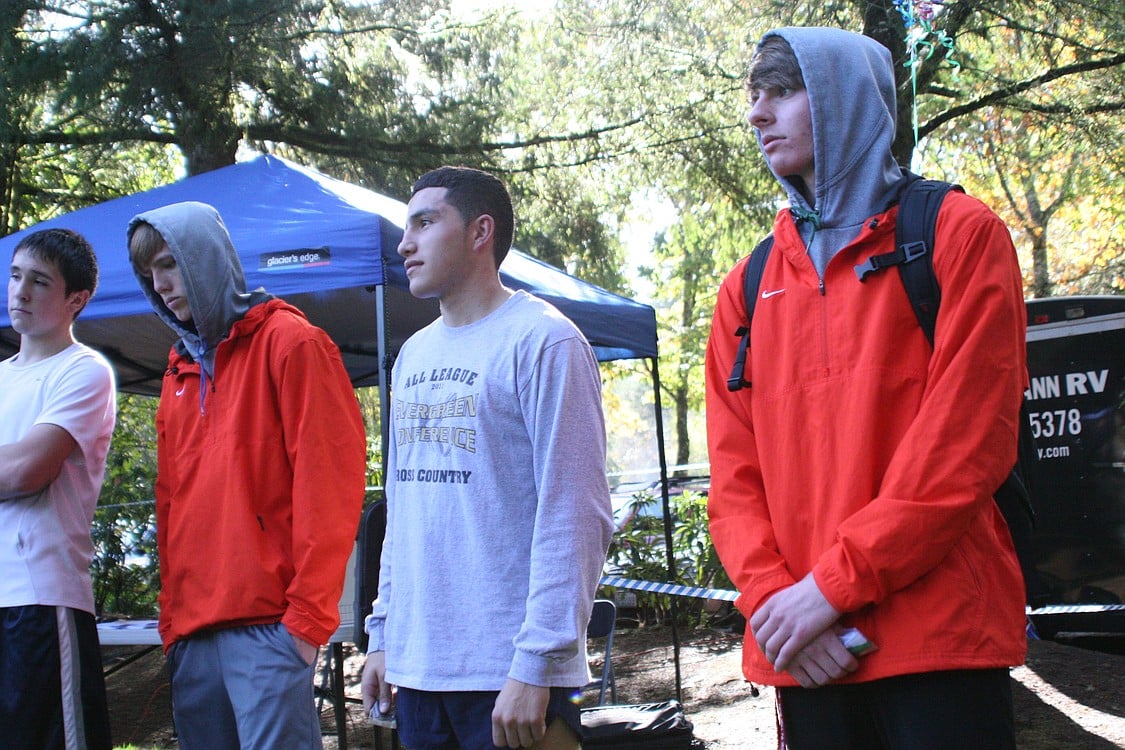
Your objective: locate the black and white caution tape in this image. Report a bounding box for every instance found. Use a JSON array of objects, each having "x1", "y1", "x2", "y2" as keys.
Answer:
[
  {"x1": 1026, "y1": 603, "x2": 1125, "y2": 615},
  {"x1": 598, "y1": 578, "x2": 1125, "y2": 617},
  {"x1": 599, "y1": 576, "x2": 739, "y2": 602}
]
